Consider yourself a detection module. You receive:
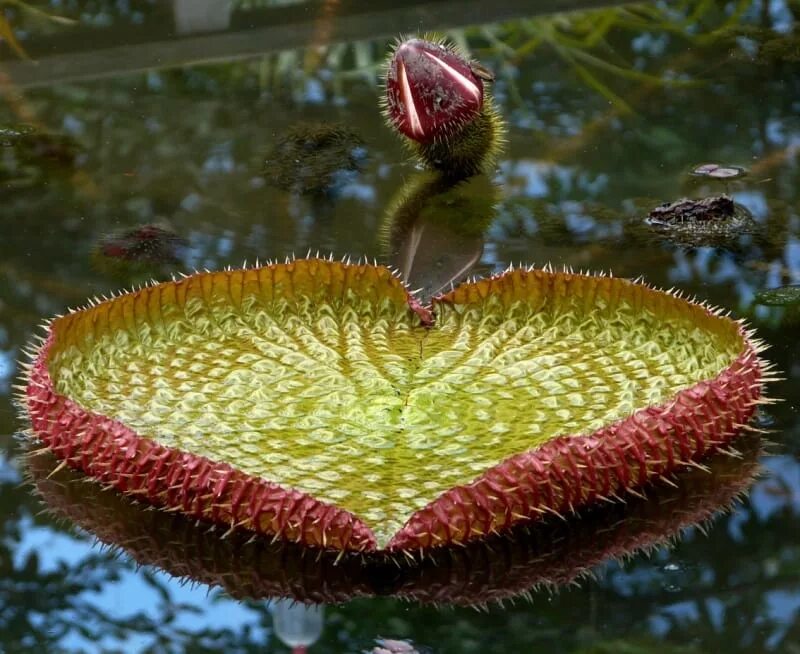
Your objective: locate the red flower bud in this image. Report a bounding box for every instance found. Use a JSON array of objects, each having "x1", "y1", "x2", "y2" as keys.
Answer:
[{"x1": 385, "y1": 38, "x2": 484, "y2": 143}]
